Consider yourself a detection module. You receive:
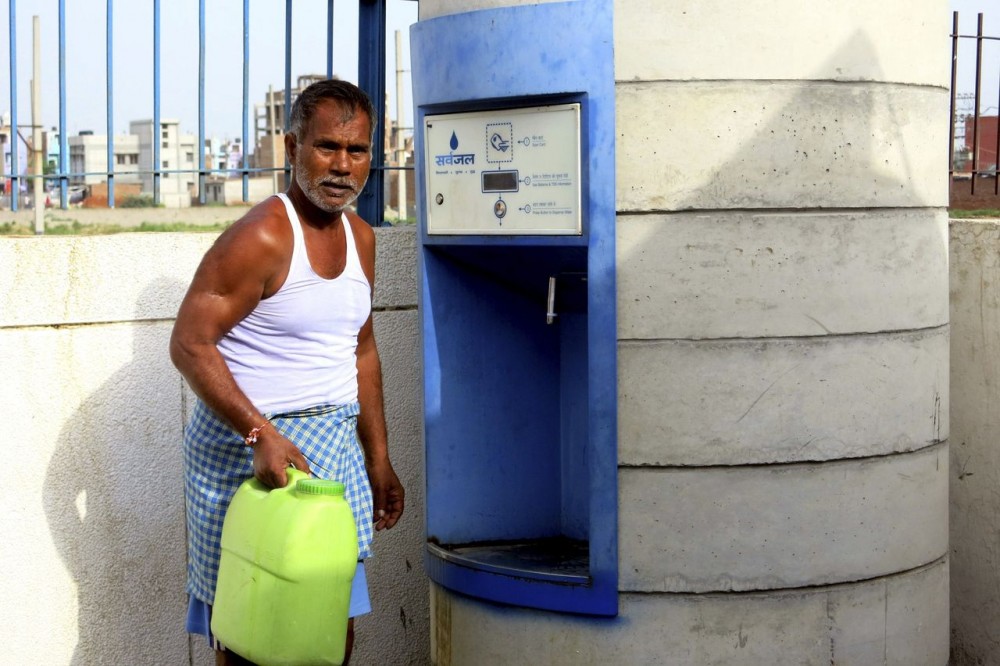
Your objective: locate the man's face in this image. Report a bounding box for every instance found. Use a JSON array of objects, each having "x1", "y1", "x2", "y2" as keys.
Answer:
[{"x1": 290, "y1": 99, "x2": 372, "y2": 214}]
